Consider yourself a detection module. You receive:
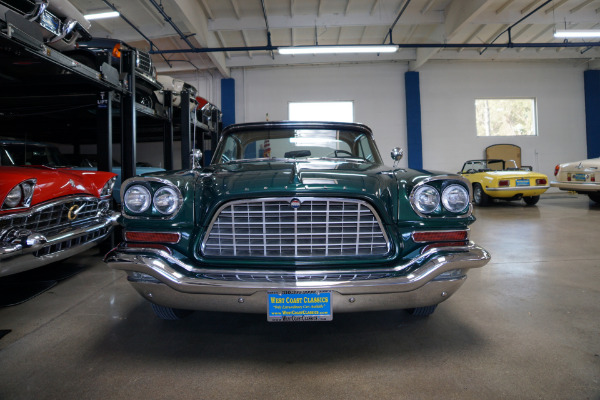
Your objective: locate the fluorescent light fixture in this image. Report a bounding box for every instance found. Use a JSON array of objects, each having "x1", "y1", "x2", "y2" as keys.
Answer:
[
  {"x1": 554, "y1": 29, "x2": 600, "y2": 38},
  {"x1": 84, "y1": 11, "x2": 120, "y2": 20},
  {"x1": 278, "y1": 45, "x2": 399, "y2": 55}
]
